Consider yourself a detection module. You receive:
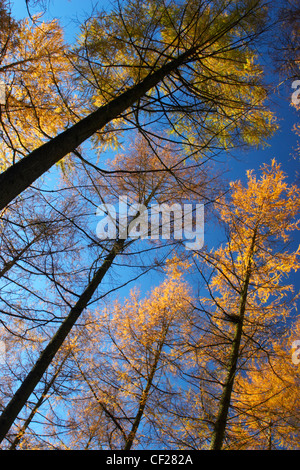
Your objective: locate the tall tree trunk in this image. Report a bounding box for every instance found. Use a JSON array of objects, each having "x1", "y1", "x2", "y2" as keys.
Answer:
[
  {"x1": 9, "y1": 352, "x2": 70, "y2": 450},
  {"x1": 74, "y1": 353, "x2": 128, "y2": 443},
  {"x1": 124, "y1": 328, "x2": 168, "y2": 450},
  {"x1": 0, "y1": 239, "x2": 125, "y2": 444},
  {"x1": 0, "y1": 46, "x2": 198, "y2": 212},
  {"x1": 209, "y1": 230, "x2": 257, "y2": 450},
  {"x1": 209, "y1": 308, "x2": 246, "y2": 450}
]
